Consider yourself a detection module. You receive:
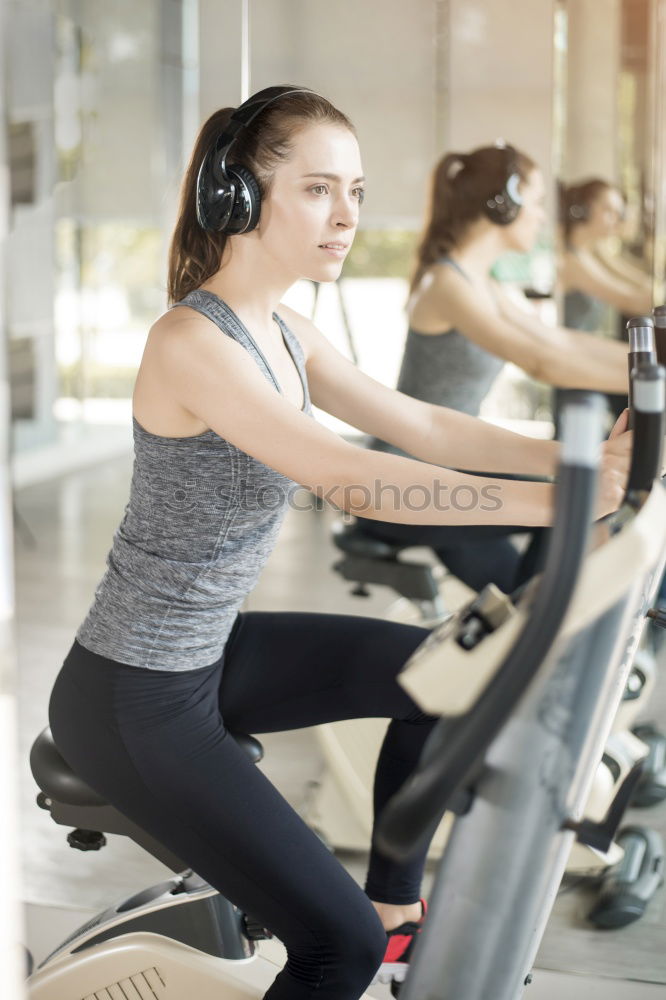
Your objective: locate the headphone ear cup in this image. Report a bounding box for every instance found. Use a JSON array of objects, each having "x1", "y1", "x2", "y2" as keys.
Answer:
[
  {"x1": 225, "y1": 165, "x2": 262, "y2": 234},
  {"x1": 483, "y1": 197, "x2": 519, "y2": 226},
  {"x1": 568, "y1": 203, "x2": 588, "y2": 222},
  {"x1": 484, "y1": 172, "x2": 522, "y2": 226},
  {"x1": 196, "y1": 149, "x2": 235, "y2": 232}
]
